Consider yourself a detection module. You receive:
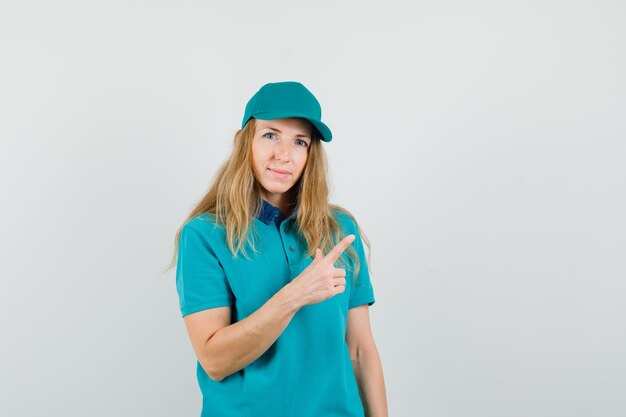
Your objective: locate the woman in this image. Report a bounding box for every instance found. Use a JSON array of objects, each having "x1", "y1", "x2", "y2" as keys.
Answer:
[{"x1": 171, "y1": 81, "x2": 388, "y2": 417}]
